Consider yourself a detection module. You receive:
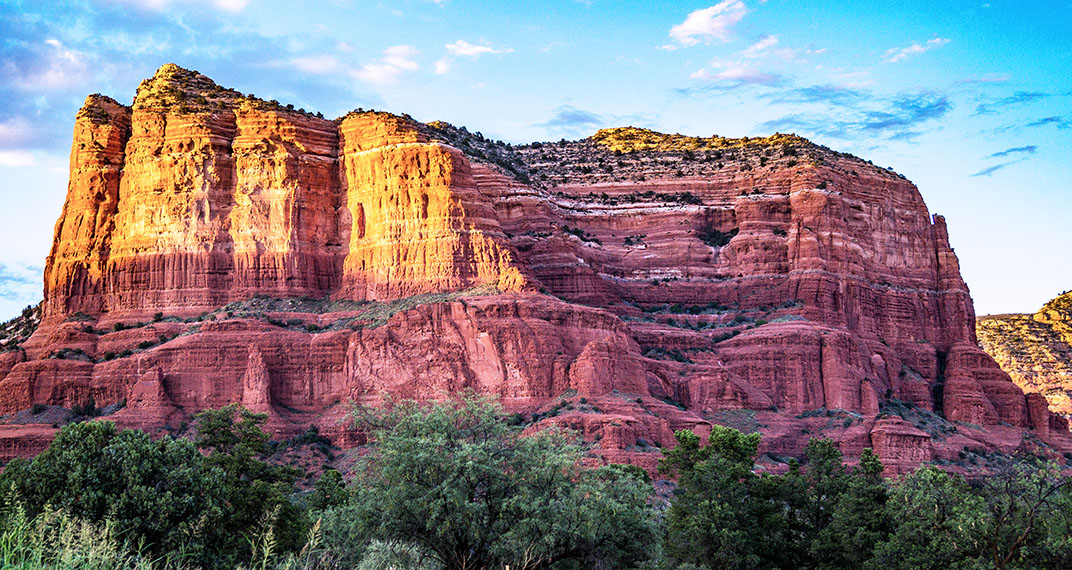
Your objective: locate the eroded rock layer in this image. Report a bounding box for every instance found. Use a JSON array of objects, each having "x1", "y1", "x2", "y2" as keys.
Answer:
[{"x1": 2, "y1": 64, "x2": 1067, "y2": 474}]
